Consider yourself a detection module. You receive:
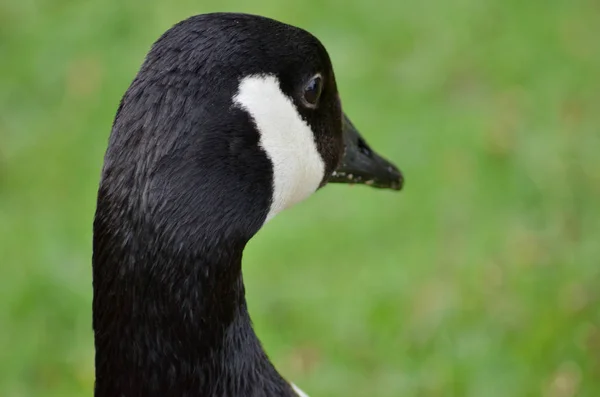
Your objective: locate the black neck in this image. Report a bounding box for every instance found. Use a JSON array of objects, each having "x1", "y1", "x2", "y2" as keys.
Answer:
[{"x1": 92, "y1": 203, "x2": 295, "y2": 397}]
